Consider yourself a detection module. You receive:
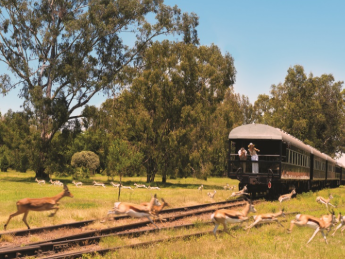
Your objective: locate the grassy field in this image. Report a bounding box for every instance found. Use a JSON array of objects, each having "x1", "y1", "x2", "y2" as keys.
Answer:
[{"x1": 1, "y1": 170, "x2": 345, "y2": 258}]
